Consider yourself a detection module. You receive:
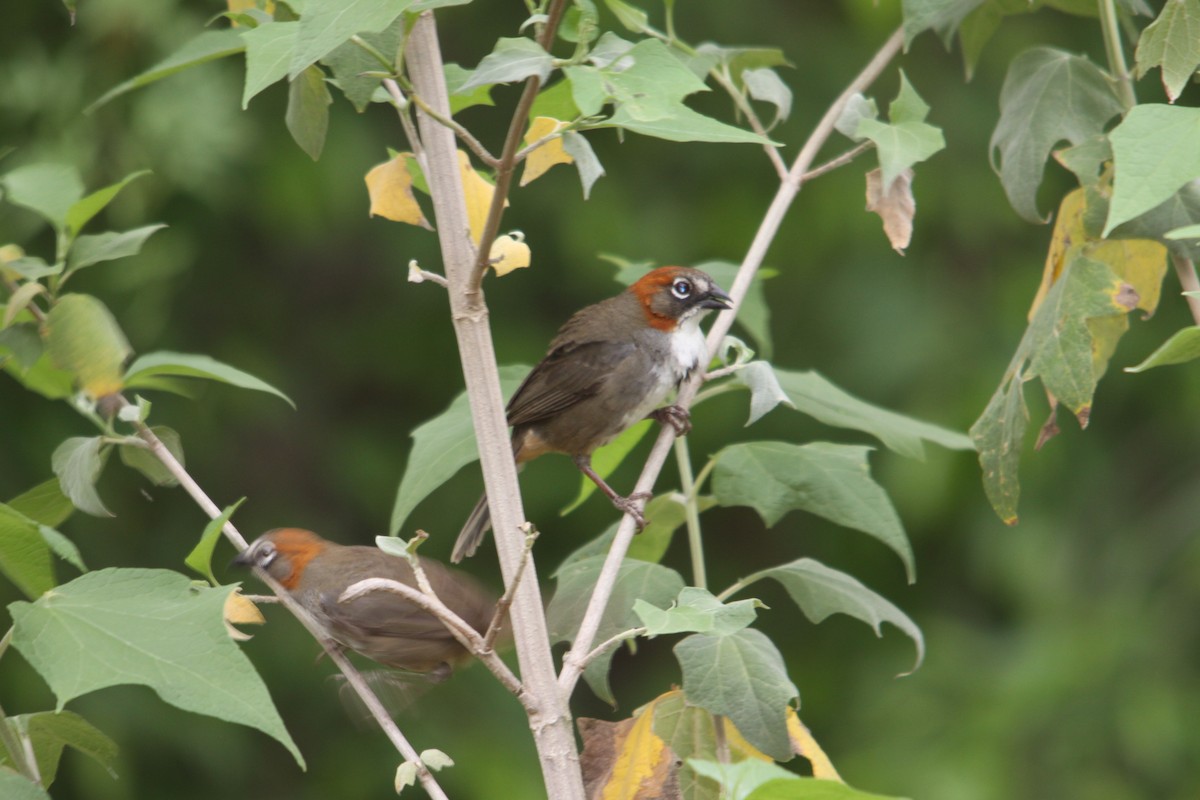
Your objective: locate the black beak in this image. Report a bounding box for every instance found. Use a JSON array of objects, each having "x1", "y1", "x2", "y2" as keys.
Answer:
[
  {"x1": 230, "y1": 549, "x2": 254, "y2": 568},
  {"x1": 701, "y1": 286, "x2": 733, "y2": 310}
]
